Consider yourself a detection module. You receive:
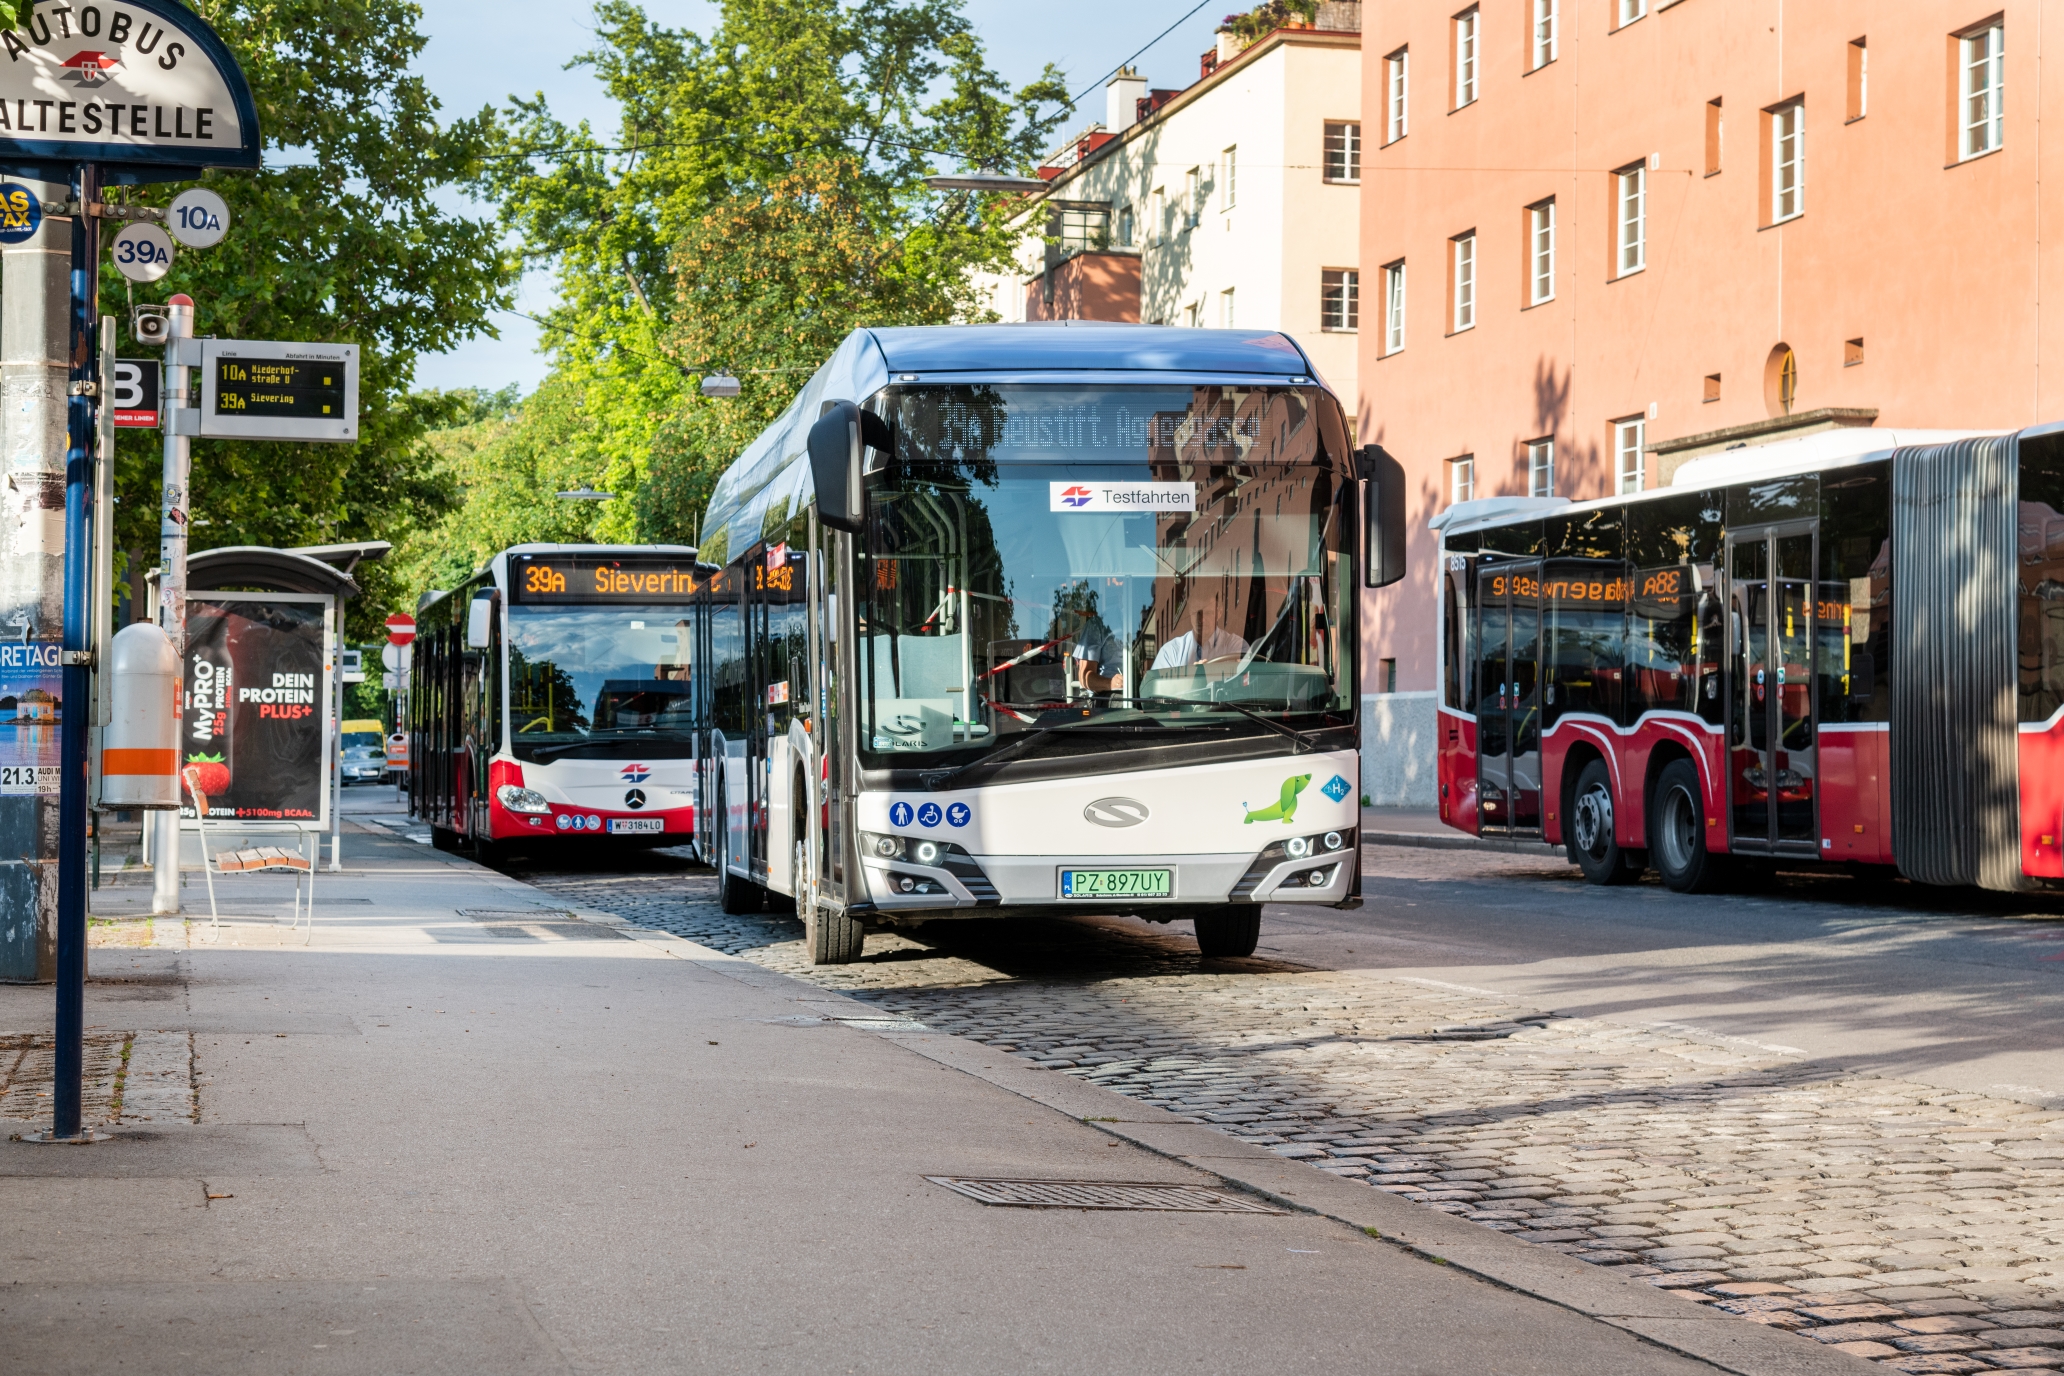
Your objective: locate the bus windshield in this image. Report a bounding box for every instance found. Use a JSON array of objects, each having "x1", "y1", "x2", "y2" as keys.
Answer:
[
  {"x1": 860, "y1": 384, "x2": 1354, "y2": 765},
  {"x1": 507, "y1": 605, "x2": 694, "y2": 761}
]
